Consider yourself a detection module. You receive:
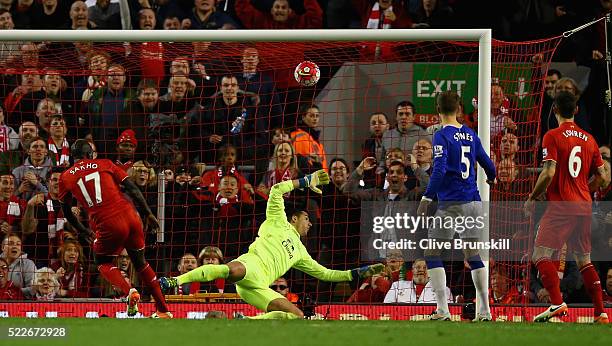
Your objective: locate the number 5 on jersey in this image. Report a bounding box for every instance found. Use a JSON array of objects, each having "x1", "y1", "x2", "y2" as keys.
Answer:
[
  {"x1": 76, "y1": 172, "x2": 102, "y2": 207},
  {"x1": 461, "y1": 145, "x2": 471, "y2": 179}
]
